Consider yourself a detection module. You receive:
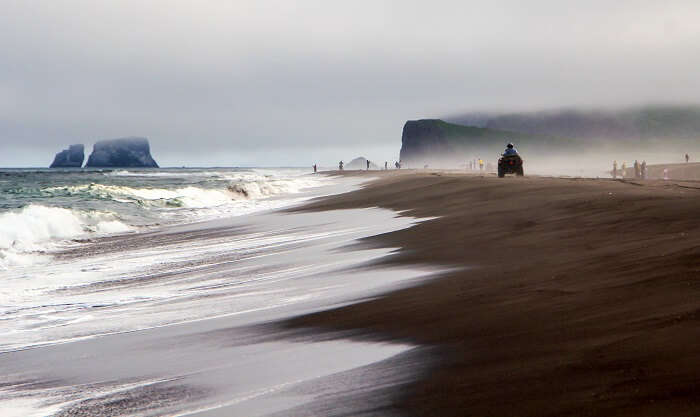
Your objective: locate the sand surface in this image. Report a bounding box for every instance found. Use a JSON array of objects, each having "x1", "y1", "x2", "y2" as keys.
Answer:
[{"x1": 283, "y1": 170, "x2": 700, "y2": 416}]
